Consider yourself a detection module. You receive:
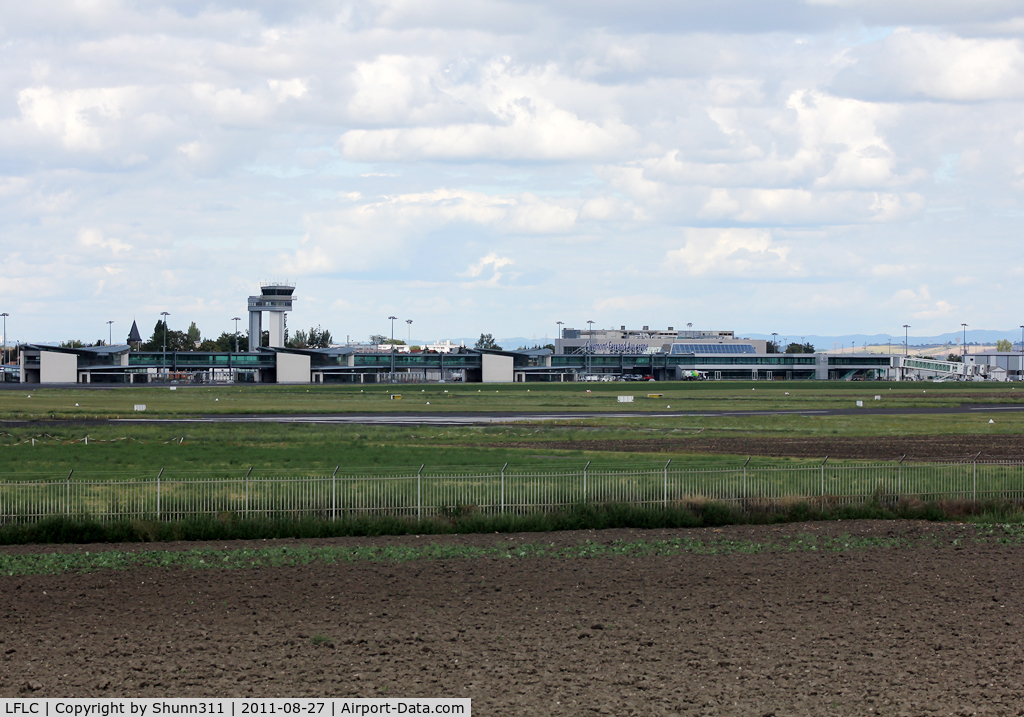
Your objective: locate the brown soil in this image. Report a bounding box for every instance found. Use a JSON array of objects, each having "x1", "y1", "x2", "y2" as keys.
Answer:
[
  {"x1": 487, "y1": 433, "x2": 1024, "y2": 460},
  {"x1": 3, "y1": 521, "x2": 1024, "y2": 715}
]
